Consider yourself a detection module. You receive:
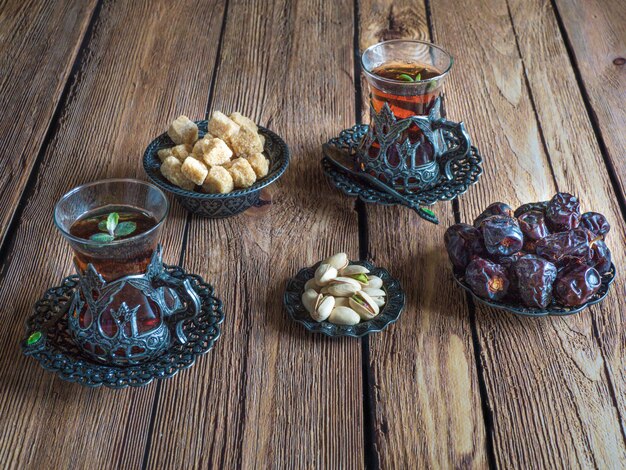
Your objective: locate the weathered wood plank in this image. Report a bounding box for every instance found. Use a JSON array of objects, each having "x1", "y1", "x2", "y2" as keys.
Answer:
[
  {"x1": 553, "y1": 0, "x2": 626, "y2": 200},
  {"x1": 145, "y1": 0, "x2": 364, "y2": 468},
  {"x1": 0, "y1": 1, "x2": 225, "y2": 468},
  {"x1": 359, "y1": 1, "x2": 488, "y2": 468},
  {"x1": 0, "y1": 0, "x2": 98, "y2": 248},
  {"x1": 509, "y1": 0, "x2": 626, "y2": 447},
  {"x1": 430, "y1": 0, "x2": 626, "y2": 467}
]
